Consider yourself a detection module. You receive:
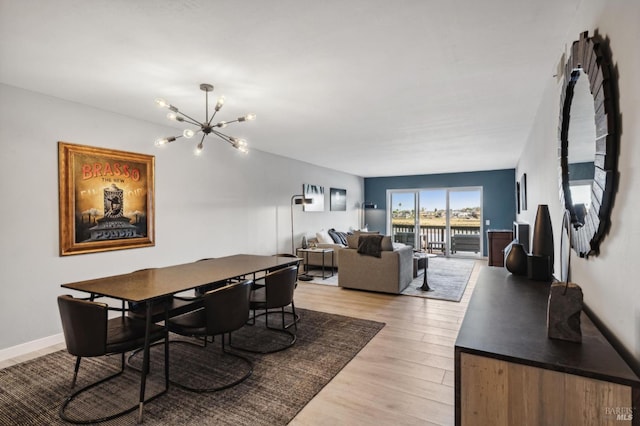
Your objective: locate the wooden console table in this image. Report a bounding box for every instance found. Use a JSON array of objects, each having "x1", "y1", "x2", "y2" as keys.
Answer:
[{"x1": 455, "y1": 267, "x2": 639, "y2": 426}]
